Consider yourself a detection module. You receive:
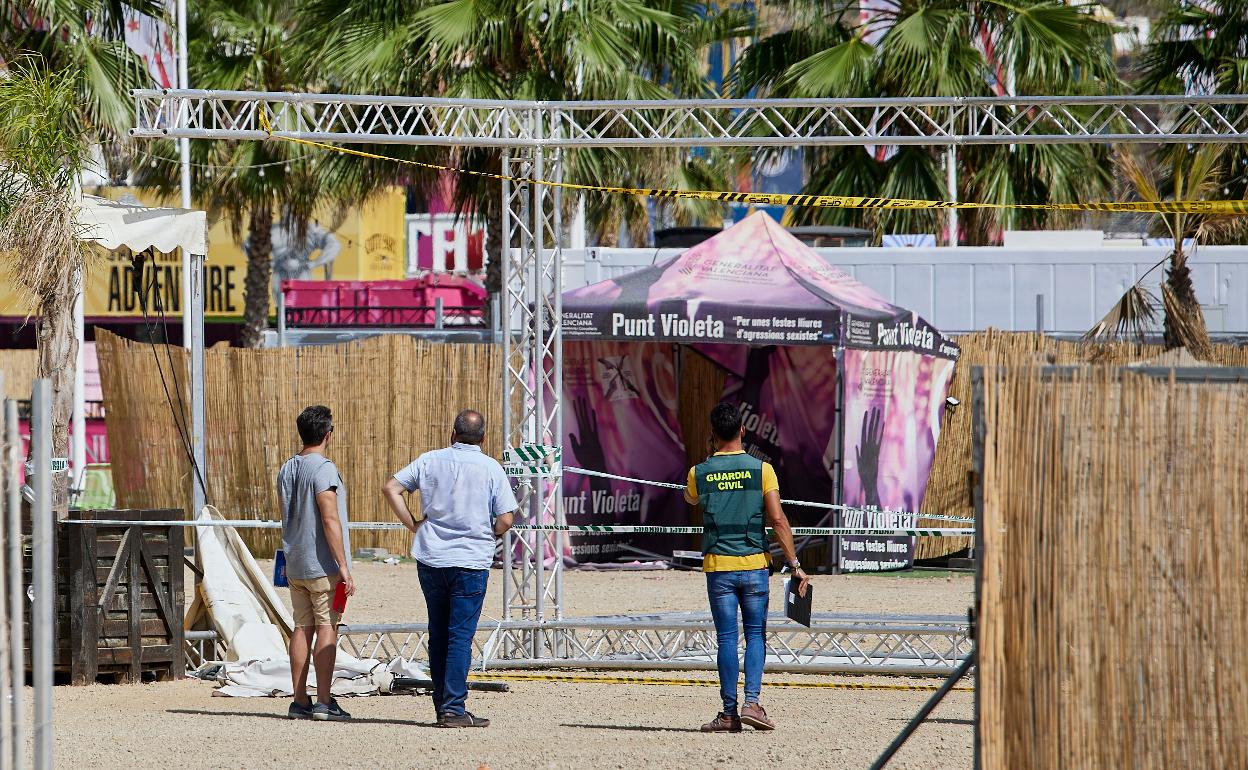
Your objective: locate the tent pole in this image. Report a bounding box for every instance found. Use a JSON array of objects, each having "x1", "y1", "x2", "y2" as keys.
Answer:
[
  {"x1": 71, "y1": 268, "x2": 85, "y2": 506},
  {"x1": 832, "y1": 345, "x2": 846, "y2": 575},
  {"x1": 176, "y1": 0, "x2": 205, "y2": 519}
]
